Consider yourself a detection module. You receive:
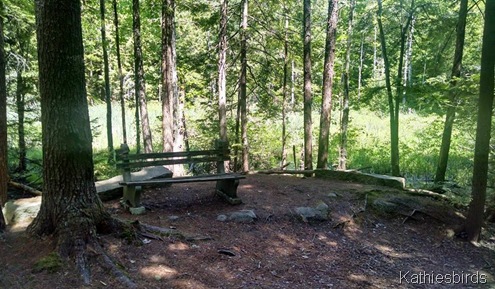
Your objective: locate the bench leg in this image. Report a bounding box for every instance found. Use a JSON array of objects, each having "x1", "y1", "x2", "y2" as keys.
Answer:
[
  {"x1": 122, "y1": 185, "x2": 141, "y2": 208},
  {"x1": 216, "y1": 179, "x2": 242, "y2": 205}
]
